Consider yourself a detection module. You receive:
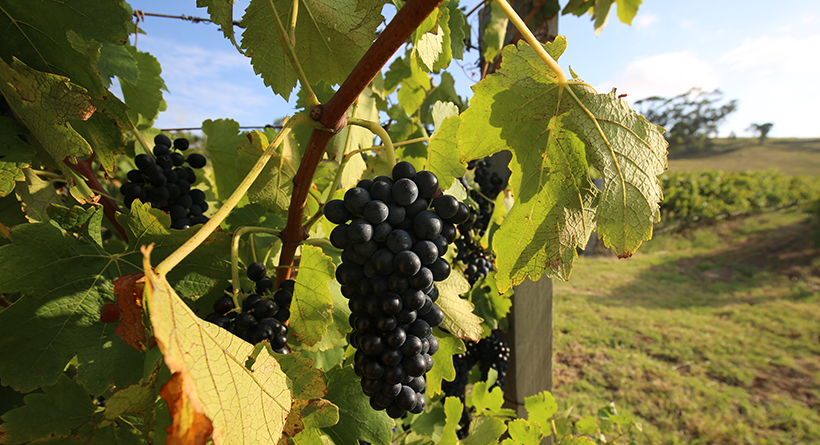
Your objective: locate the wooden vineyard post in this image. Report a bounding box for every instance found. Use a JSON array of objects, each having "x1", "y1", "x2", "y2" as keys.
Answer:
[{"x1": 499, "y1": 276, "x2": 554, "y2": 444}]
